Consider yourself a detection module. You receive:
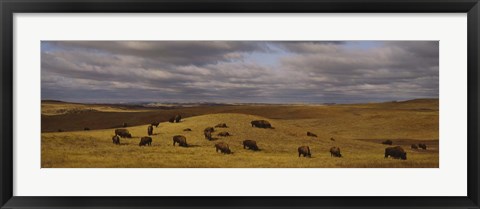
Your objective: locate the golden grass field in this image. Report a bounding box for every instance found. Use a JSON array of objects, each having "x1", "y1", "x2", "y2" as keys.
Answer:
[
  {"x1": 41, "y1": 100, "x2": 149, "y2": 116},
  {"x1": 41, "y1": 99, "x2": 439, "y2": 168}
]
